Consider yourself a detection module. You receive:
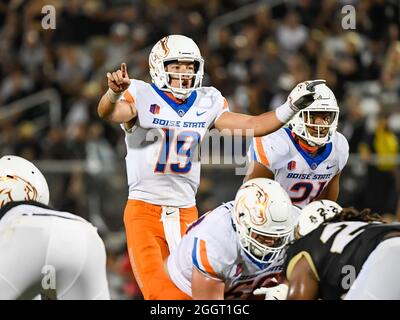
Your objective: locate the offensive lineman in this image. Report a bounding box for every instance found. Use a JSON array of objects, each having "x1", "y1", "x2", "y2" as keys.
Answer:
[{"x1": 165, "y1": 178, "x2": 297, "y2": 300}]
